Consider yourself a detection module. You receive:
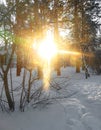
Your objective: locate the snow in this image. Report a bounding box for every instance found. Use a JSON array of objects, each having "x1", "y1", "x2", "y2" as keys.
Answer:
[{"x1": 1, "y1": 66, "x2": 101, "y2": 130}]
